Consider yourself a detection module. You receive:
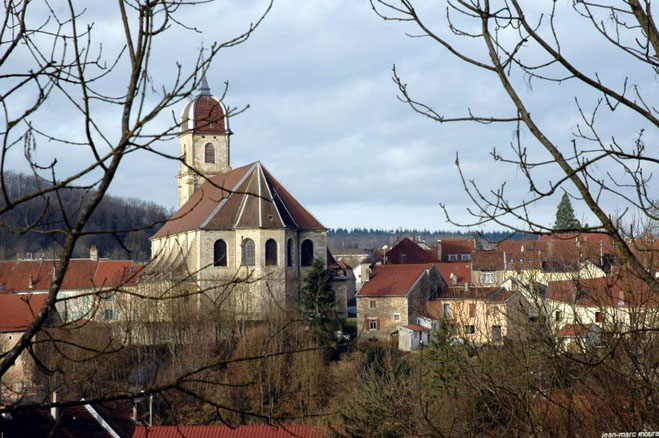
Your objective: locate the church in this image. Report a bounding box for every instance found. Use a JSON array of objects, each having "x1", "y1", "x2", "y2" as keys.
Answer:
[{"x1": 146, "y1": 77, "x2": 342, "y2": 317}]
